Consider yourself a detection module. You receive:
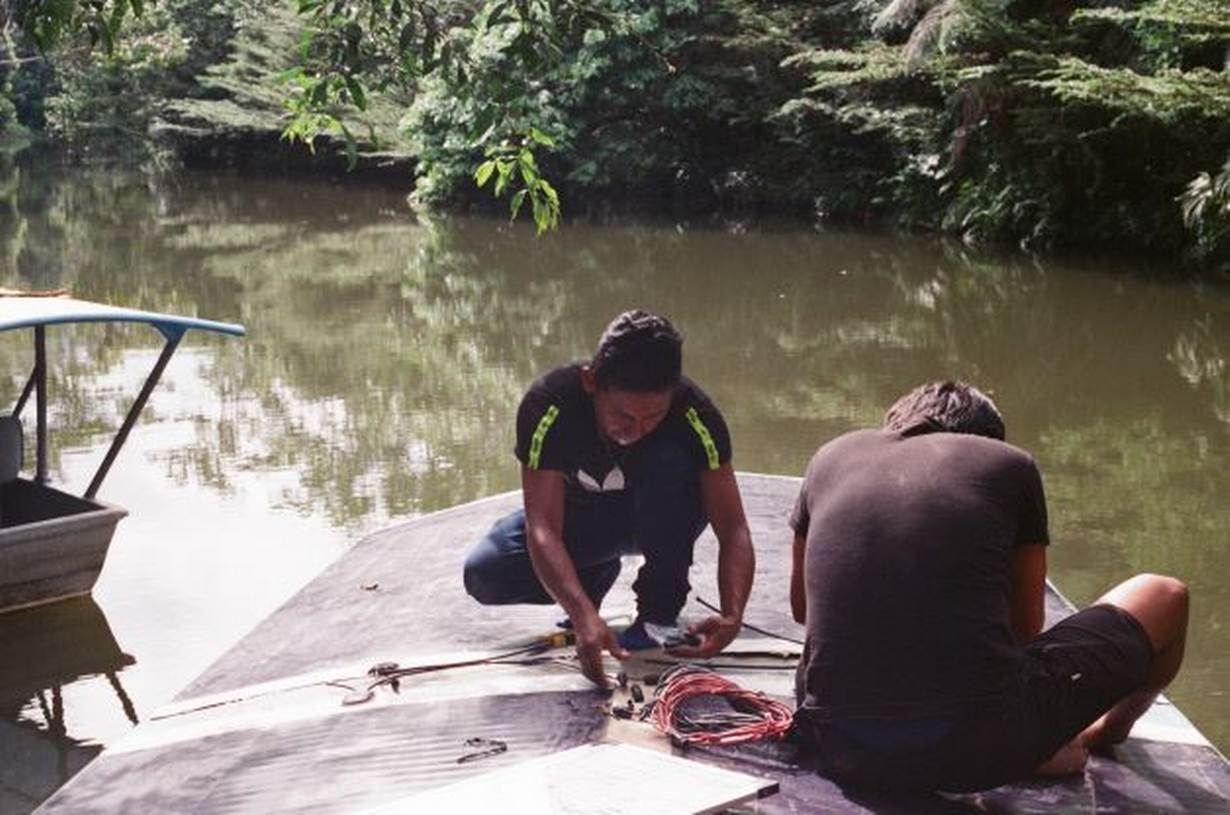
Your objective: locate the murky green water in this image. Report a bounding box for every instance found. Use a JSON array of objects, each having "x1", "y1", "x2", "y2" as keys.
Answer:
[{"x1": 2, "y1": 157, "x2": 1227, "y2": 810}]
